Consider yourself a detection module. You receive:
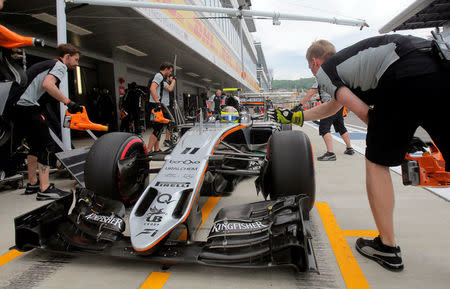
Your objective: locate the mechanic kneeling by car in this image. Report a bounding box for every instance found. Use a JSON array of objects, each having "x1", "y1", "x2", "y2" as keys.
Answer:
[{"x1": 10, "y1": 43, "x2": 83, "y2": 200}]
